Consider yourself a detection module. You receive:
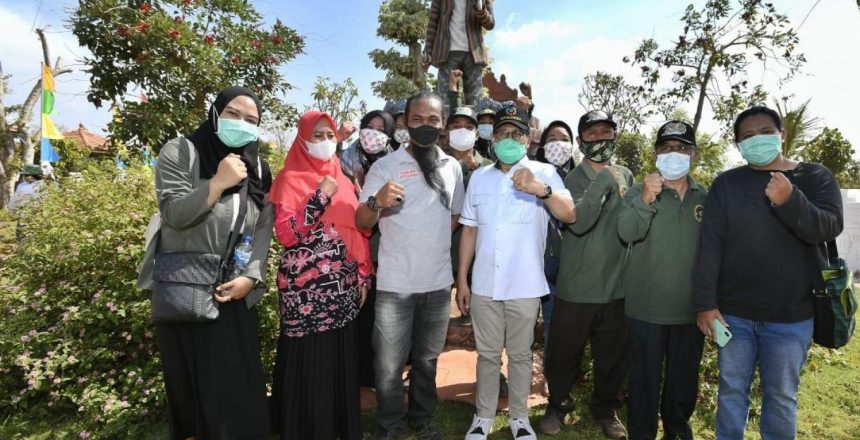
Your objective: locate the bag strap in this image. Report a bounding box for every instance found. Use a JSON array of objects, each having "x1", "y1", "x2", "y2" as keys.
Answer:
[
  {"x1": 161, "y1": 137, "x2": 249, "y2": 284},
  {"x1": 217, "y1": 178, "x2": 250, "y2": 284}
]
